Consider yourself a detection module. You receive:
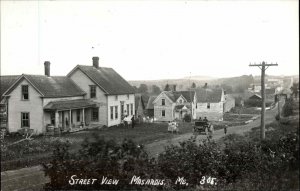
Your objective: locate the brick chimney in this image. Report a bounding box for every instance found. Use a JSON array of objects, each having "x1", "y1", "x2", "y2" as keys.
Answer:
[
  {"x1": 92, "y1": 57, "x2": 99, "y2": 68},
  {"x1": 44, "y1": 61, "x2": 50, "y2": 77}
]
